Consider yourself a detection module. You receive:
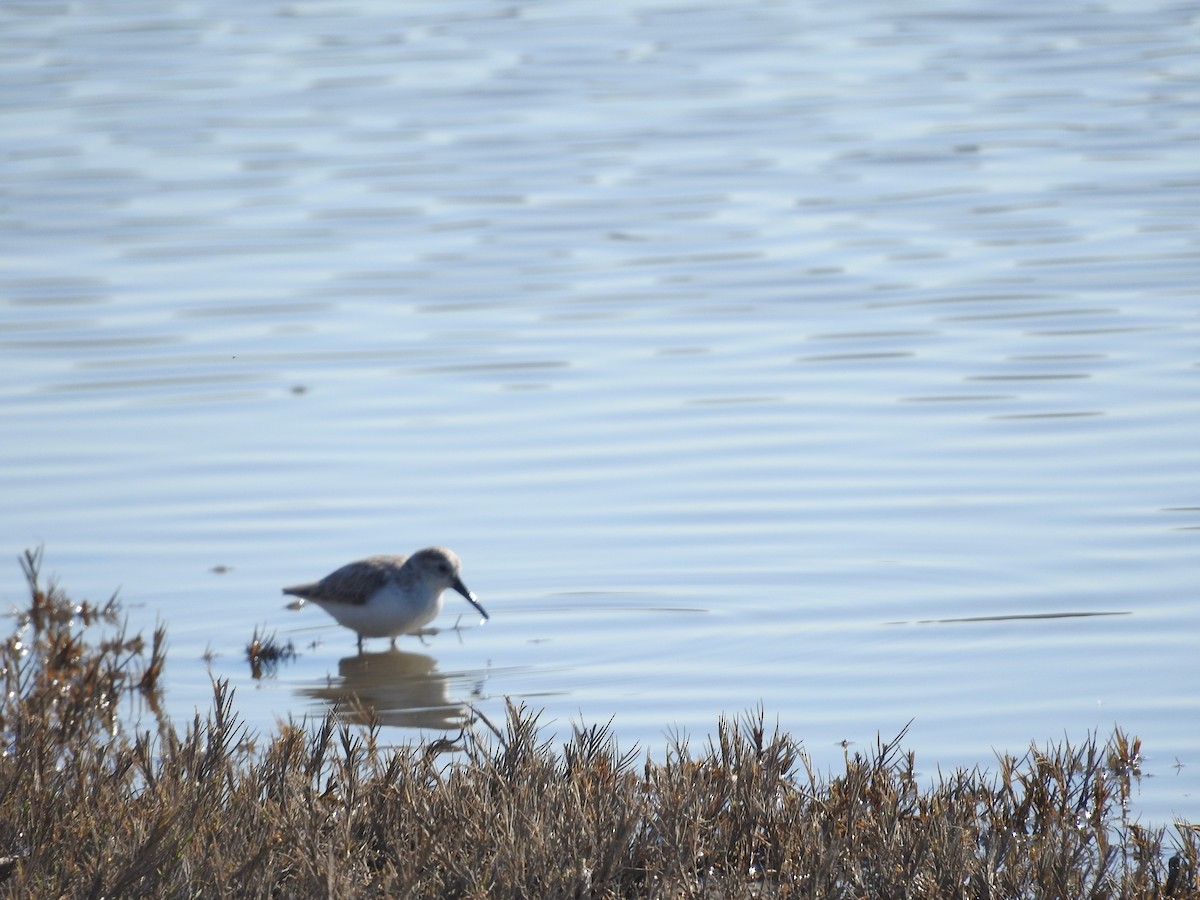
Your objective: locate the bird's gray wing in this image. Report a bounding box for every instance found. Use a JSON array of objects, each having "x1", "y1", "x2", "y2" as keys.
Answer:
[{"x1": 282, "y1": 555, "x2": 406, "y2": 606}]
